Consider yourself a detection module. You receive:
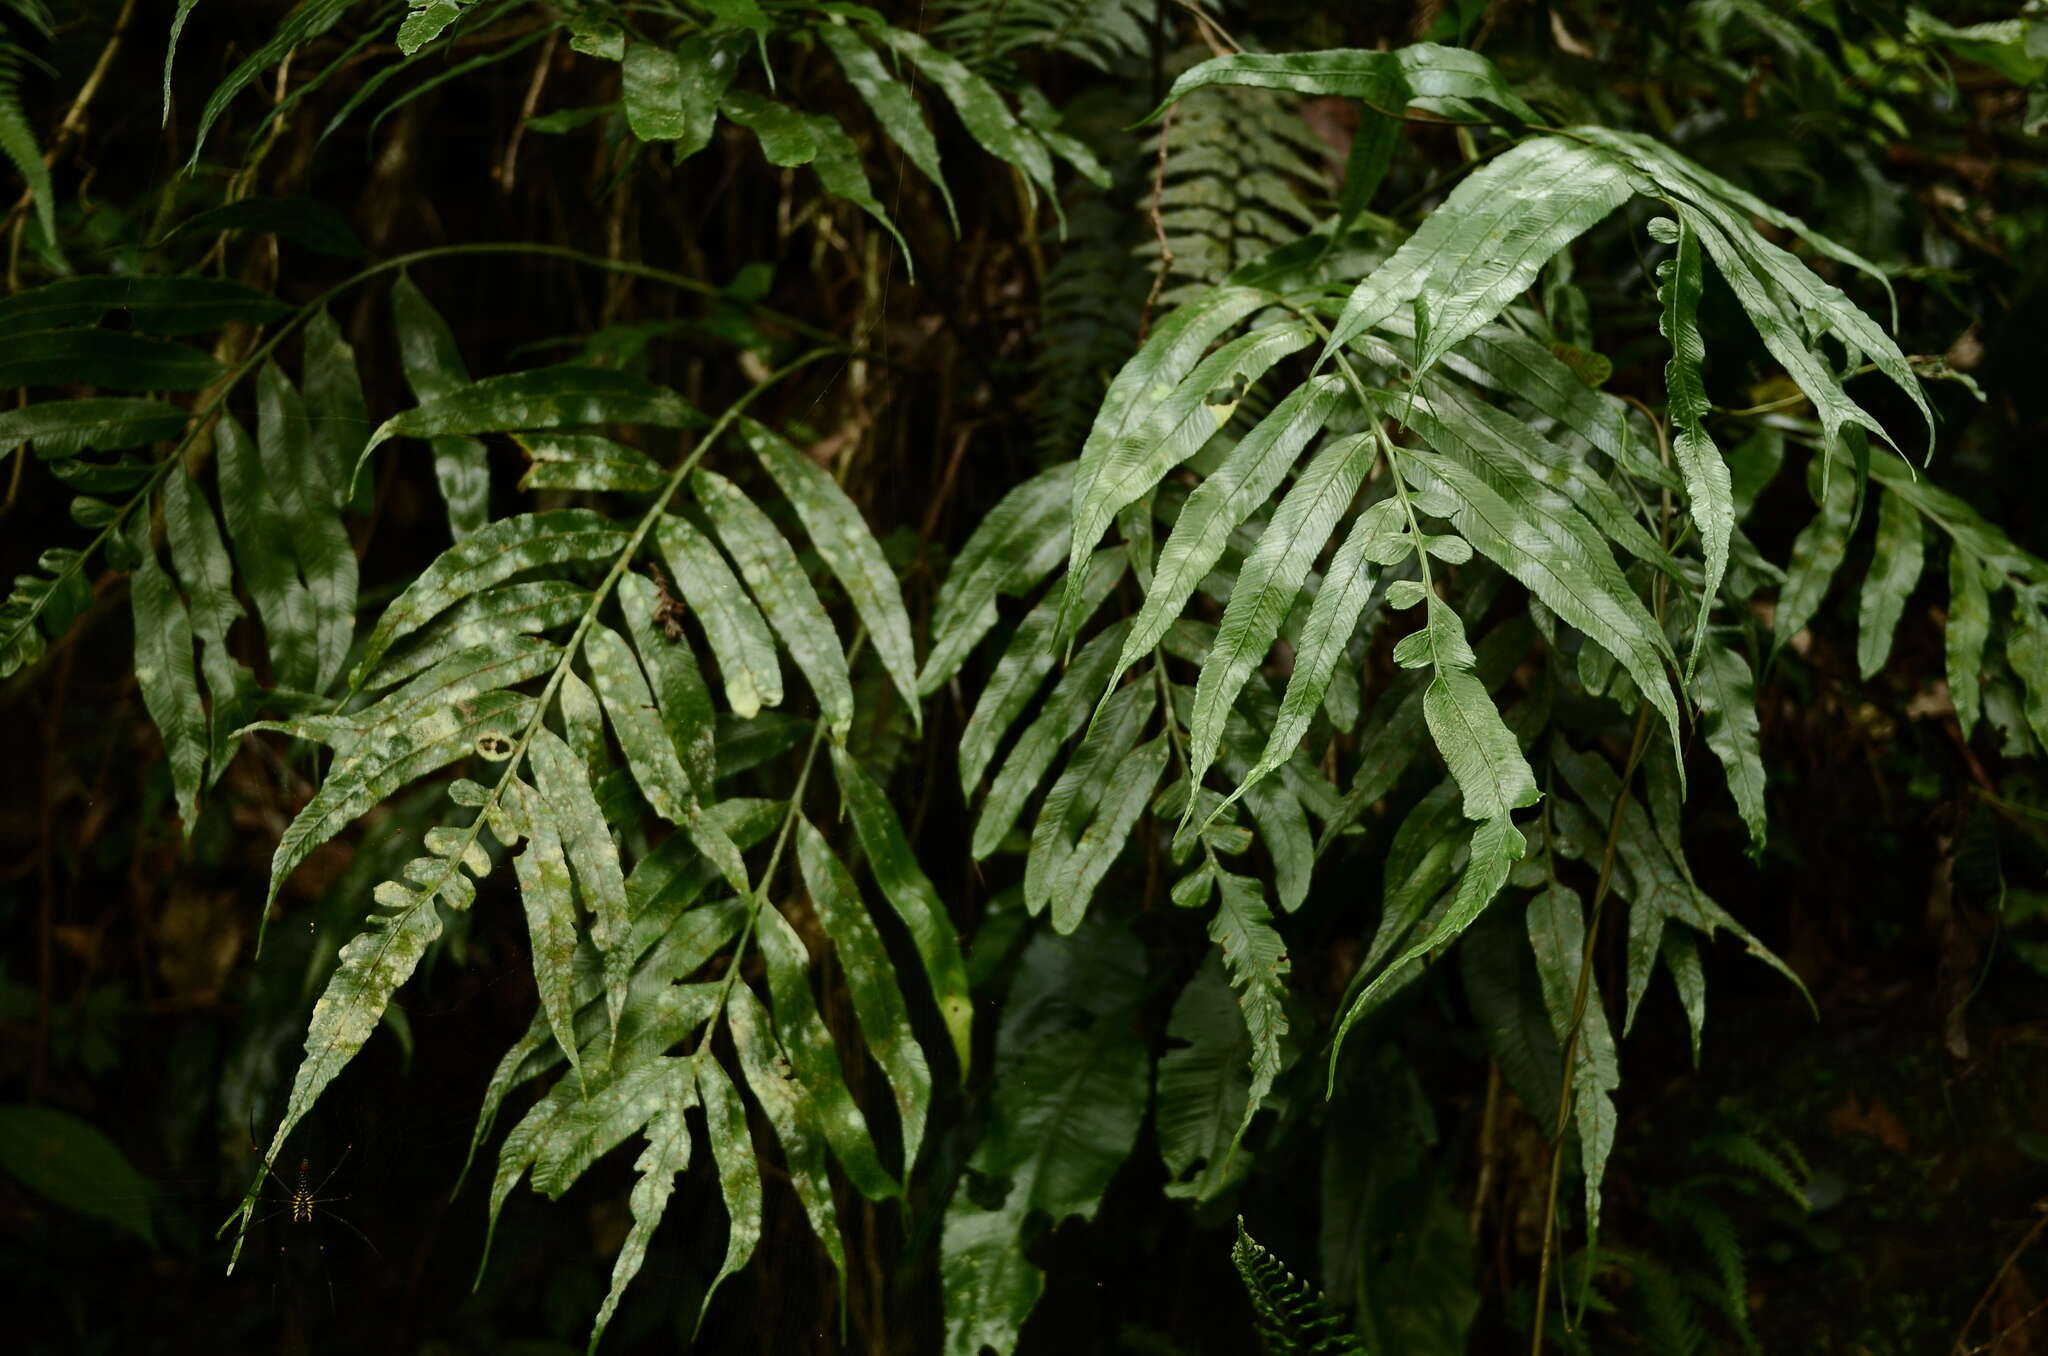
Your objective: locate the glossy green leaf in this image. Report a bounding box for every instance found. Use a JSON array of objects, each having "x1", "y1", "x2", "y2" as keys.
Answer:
[
  {"x1": 396, "y1": 1, "x2": 466, "y2": 55},
  {"x1": 1656, "y1": 211, "x2": 1733, "y2": 678},
  {"x1": 1027, "y1": 680, "x2": 1149, "y2": 918},
  {"x1": 0, "y1": 331, "x2": 224, "y2": 391},
  {"x1": 795, "y1": 818, "x2": 932, "y2": 1170},
  {"x1": 1332, "y1": 812, "x2": 1525, "y2": 1077},
  {"x1": 161, "y1": 195, "x2": 365, "y2": 257},
  {"x1": 622, "y1": 34, "x2": 740, "y2": 154},
  {"x1": 1946, "y1": 544, "x2": 1991, "y2": 739},
  {"x1": 1526, "y1": 883, "x2": 1620, "y2": 1239},
  {"x1": 1858, "y1": 487, "x2": 1925, "y2": 678},
  {"x1": 529, "y1": 728, "x2": 632, "y2": 1051},
  {"x1": 163, "y1": 465, "x2": 251, "y2": 779},
  {"x1": 360, "y1": 580, "x2": 586, "y2": 692},
  {"x1": 1188, "y1": 430, "x2": 1377, "y2": 795},
  {"x1": 1111, "y1": 376, "x2": 1348, "y2": 695},
  {"x1": 1213, "y1": 706, "x2": 1318, "y2": 913},
  {"x1": 392, "y1": 274, "x2": 491, "y2": 538},
  {"x1": 128, "y1": 517, "x2": 206, "y2": 834},
  {"x1": 1335, "y1": 59, "x2": 1411, "y2": 235},
  {"x1": 0, "y1": 398, "x2": 187, "y2": 457},
  {"x1": 1051, "y1": 732, "x2": 1169, "y2": 935},
  {"x1": 1427, "y1": 660, "x2": 1538, "y2": 823},
  {"x1": 216, "y1": 413, "x2": 318, "y2": 690},
  {"x1": 2007, "y1": 611, "x2": 2048, "y2": 754},
  {"x1": 974, "y1": 620, "x2": 1130, "y2": 860},
  {"x1": 484, "y1": 985, "x2": 716, "y2": 1266},
  {"x1": 654, "y1": 514, "x2": 782, "y2": 719},
  {"x1": 357, "y1": 365, "x2": 700, "y2": 491},
  {"x1": 302, "y1": 307, "x2": 372, "y2": 506},
  {"x1": 1325, "y1": 137, "x2": 1632, "y2": 366},
  {"x1": 693, "y1": 468, "x2": 852, "y2": 737},
  {"x1": 1672, "y1": 200, "x2": 1894, "y2": 472},
  {"x1": 1068, "y1": 318, "x2": 1316, "y2": 632},
  {"x1": 1775, "y1": 459, "x2": 1856, "y2": 648},
  {"x1": 1150, "y1": 42, "x2": 1536, "y2": 124},
  {"x1": 0, "y1": 47, "x2": 58, "y2": 254},
  {"x1": 1868, "y1": 453, "x2": 2048, "y2": 582},
  {"x1": 875, "y1": 25, "x2": 1057, "y2": 206},
  {"x1": 804, "y1": 108, "x2": 912, "y2": 267},
  {"x1": 463, "y1": 828, "x2": 769, "y2": 1186},
  {"x1": 692, "y1": 1053, "x2": 762, "y2": 1333},
  {"x1": 0, "y1": 1105, "x2": 157, "y2": 1246},
  {"x1": 1406, "y1": 368, "x2": 1672, "y2": 575},
  {"x1": 940, "y1": 924, "x2": 1148, "y2": 1356},
  {"x1": 617, "y1": 571, "x2": 718, "y2": 795},
  {"x1": 959, "y1": 548, "x2": 1126, "y2": 795},
  {"x1": 353, "y1": 509, "x2": 627, "y2": 687},
  {"x1": 739, "y1": 417, "x2": 921, "y2": 730},
  {"x1": 1590, "y1": 127, "x2": 1931, "y2": 458},
  {"x1": 924, "y1": 460, "x2": 1076, "y2": 694},
  {"x1": 516, "y1": 432, "x2": 666, "y2": 493},
  {"x1": 1367, "y1": 780, "x2": 1467, "y2": 975},
  {"x1": 1394, "y1": 418, "x2": 1681, "y2": 762},
  {"x1": 753, "y1": 900, "x2": 899, "y2": 1200},
  {"x1": 1222, "y1": 497, "x2": 1393, "y2": 825},
  {"x1": 1552, "y1": 736, "x2": 1808, "y2": 1016},
  {"x1": 1063, "y1": 285, "x2": 1271, "y2": 597},
  {"x1": 257, "y1": 362, "x2": 358, "y2": 692},
  {"x1": 817, "y1": 22, "x2": 956, "y2": 230},
  {"x1": 1156, "y1": 959, "x2": 1255, "y2": 1202},
  {"x1": 236, "y1": 799, "x2": 496, "y2": 1270},
  {"x1": 585, "y1": 622, "x2": 694, "y2": 821},
  {"x1": 260, "y1": 692, "x2": 534, "y2": 911},
  {"x1": 721, "y1": 90, "x2": 816, "y2": 165},
  {"x1": 511, "y1": 781, "x2": 582, "y2": 1088},
  {"x1": 727, "y1": 983, "x2": 847, "y2": 1296},
  {"x1": 0, "y1": 276, "x2": 289, "y2": 337},
  {"x1": 190, "y1": 0, "x2": 351, "y2": 164},
  {"x1": 1211, "y1": 869, "x2": 1289, "y2": 1158},
  {"x1": 830, "y1": 745, "x2": 972, "y2": 1079},
  {"x1": 588, "y1": 1058, "x2": 695, "y2": 1352},
  {"x1": 1694, "y1": 634, "x2": 1768, "y2": 856}
]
